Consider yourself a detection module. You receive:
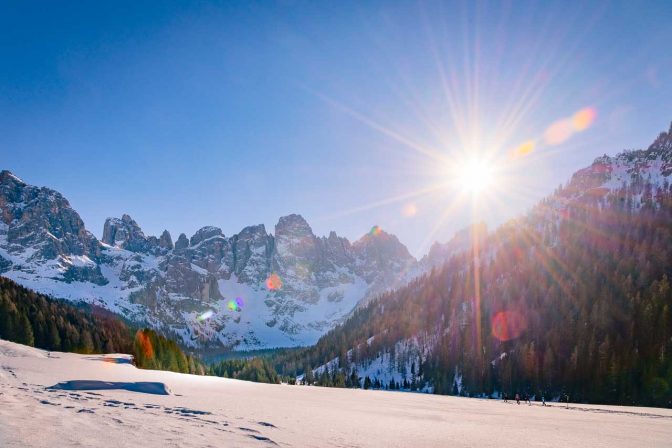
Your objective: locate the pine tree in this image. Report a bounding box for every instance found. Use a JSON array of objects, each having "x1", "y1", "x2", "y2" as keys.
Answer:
[
  {"x1": 17, "y1": 314, "x2": 34, "y2": 346},
  {"x1": 304, "y1": 365, "x2": 314, "y2": 385}
]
